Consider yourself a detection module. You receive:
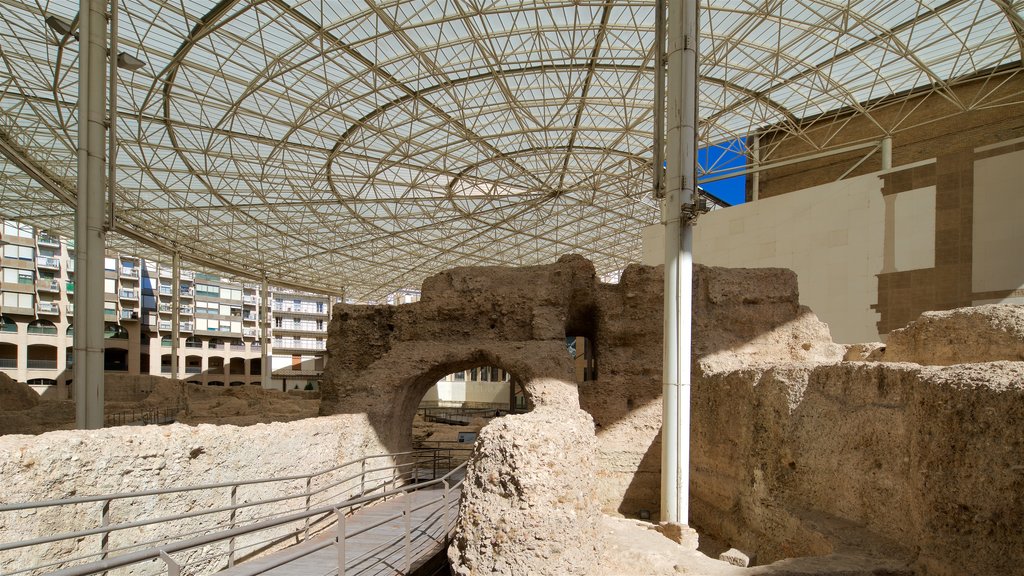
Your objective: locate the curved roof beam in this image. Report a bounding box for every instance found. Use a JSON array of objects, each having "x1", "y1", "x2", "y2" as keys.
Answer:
[{"x1": 992, "y1": 0, "x2": 1024, "y2": 60}]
